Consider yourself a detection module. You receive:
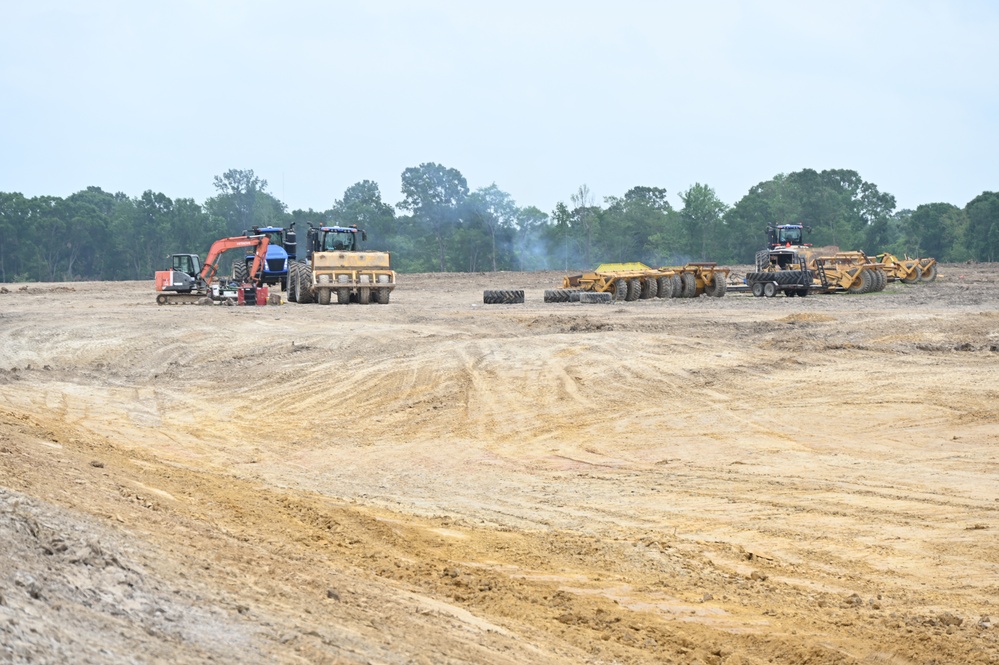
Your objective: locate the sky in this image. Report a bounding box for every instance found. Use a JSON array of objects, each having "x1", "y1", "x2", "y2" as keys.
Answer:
[{"x1": 2, "y1": 0, "x2": 997, "y2": 216}]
